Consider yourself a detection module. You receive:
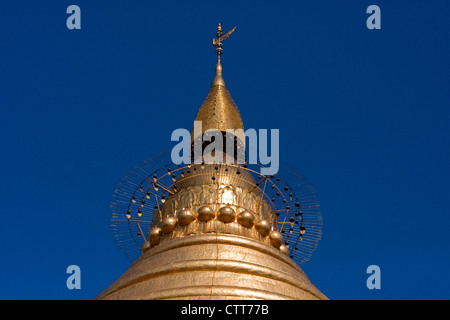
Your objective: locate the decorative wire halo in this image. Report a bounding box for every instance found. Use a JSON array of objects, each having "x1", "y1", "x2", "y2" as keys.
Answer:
[{"x1": 110, "y1": 150, "x2": 323, "y2": 266}]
